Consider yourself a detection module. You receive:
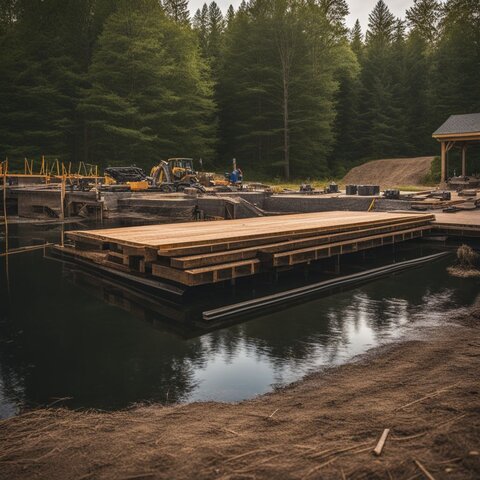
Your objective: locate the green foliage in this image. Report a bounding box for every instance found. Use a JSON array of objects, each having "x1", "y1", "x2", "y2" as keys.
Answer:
[
  {"x1": 79, "y1": 3, "x2": 216, "y2": 170},
  {"x1": 217, "y1": 0, "x2": 350, "y2": 178},
  {"x1": 0, "y1": 0, "x2": 478, "y2": 179},
  {"x1": 422, "y1": 156, "x2": 441, "y2": 184},
  {"x1": 162, "y1": 0, "x2": 190, "y2": 24}
]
